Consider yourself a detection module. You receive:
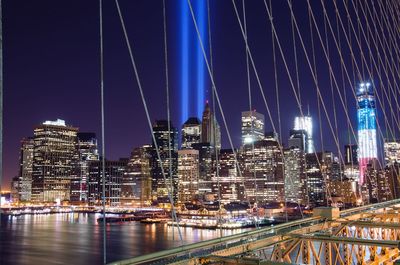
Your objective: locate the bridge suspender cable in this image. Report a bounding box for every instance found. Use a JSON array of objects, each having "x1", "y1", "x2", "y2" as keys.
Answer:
[
  {"x1": 113, "y1": 0, "x2": 183, "y2": 243},
  {"x1": 206, "y1": 0, "x2": 223, "y2": 238},
  {"x1": 242, "y1": 0, "x2": 261, "y2": 227},
  {"x1": 0, "y1": 0, "x2": 3, "y2": 224},
  {"x1": 99, "y1": 0, "x2": 107, "y2": 263},
  {"x1": 162, "y1": 0, "x2": 176, "y2": 242}
]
